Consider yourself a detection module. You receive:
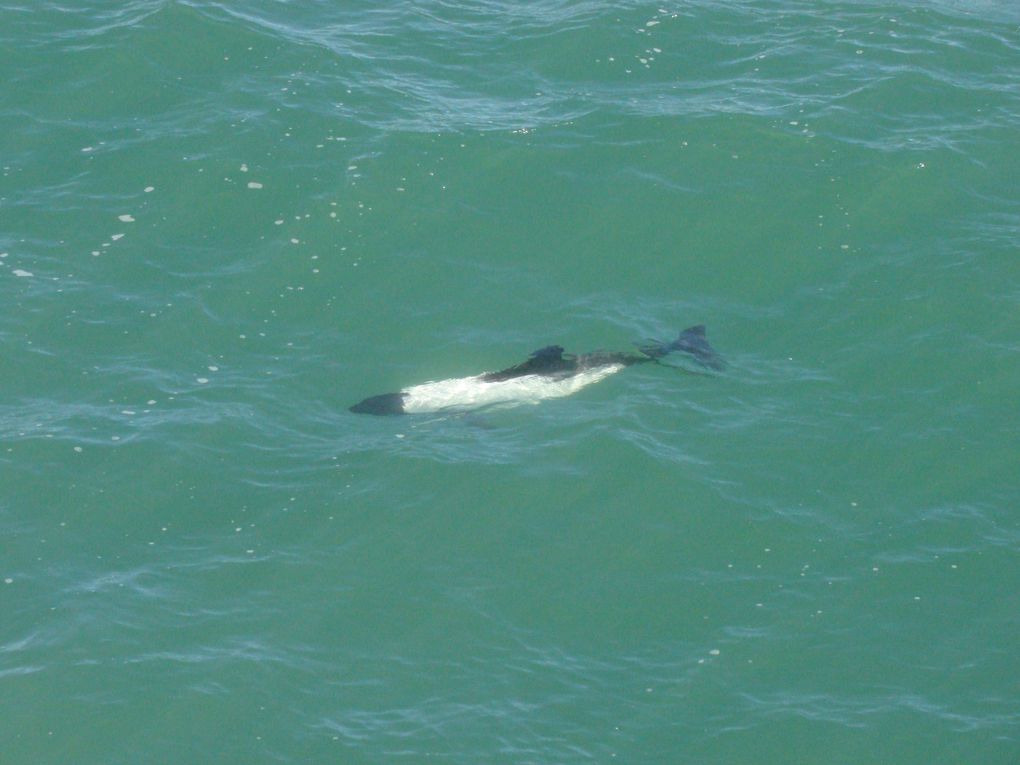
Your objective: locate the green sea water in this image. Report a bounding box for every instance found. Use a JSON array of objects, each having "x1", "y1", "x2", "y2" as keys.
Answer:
[{"x1": 2, "y1": 1, "x2": 1019, "y2": 763}]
